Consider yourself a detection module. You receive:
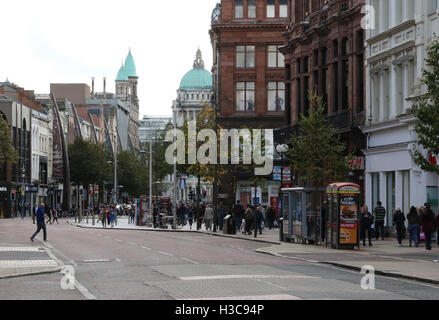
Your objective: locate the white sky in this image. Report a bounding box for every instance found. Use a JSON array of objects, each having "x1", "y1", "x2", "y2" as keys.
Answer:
[{"x1": 0, "y1": 0, "x2": 220, "y2": 117}]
